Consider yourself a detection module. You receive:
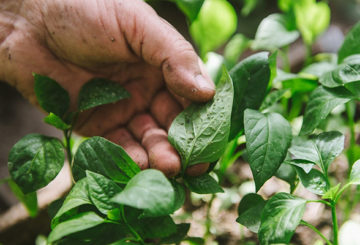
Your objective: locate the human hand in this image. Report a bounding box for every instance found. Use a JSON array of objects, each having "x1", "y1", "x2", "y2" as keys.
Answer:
[{"x1": 0, "y1": 0, "x2": 215, "y2": 177}]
